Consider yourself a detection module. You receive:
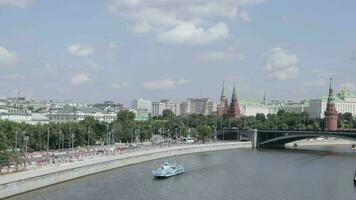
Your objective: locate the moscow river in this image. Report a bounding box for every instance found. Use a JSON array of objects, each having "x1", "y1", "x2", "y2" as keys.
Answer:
[{"x1": 8, "y1": 146, "x2": 356, "y2": 200}]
